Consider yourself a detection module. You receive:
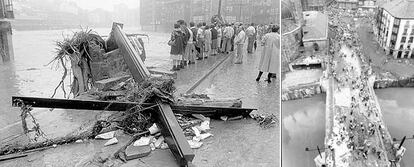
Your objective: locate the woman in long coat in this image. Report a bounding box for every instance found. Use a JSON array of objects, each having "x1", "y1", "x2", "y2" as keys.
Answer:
[{"x1": 256, "y1": 25, "x2": 279, "y2": 82}]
